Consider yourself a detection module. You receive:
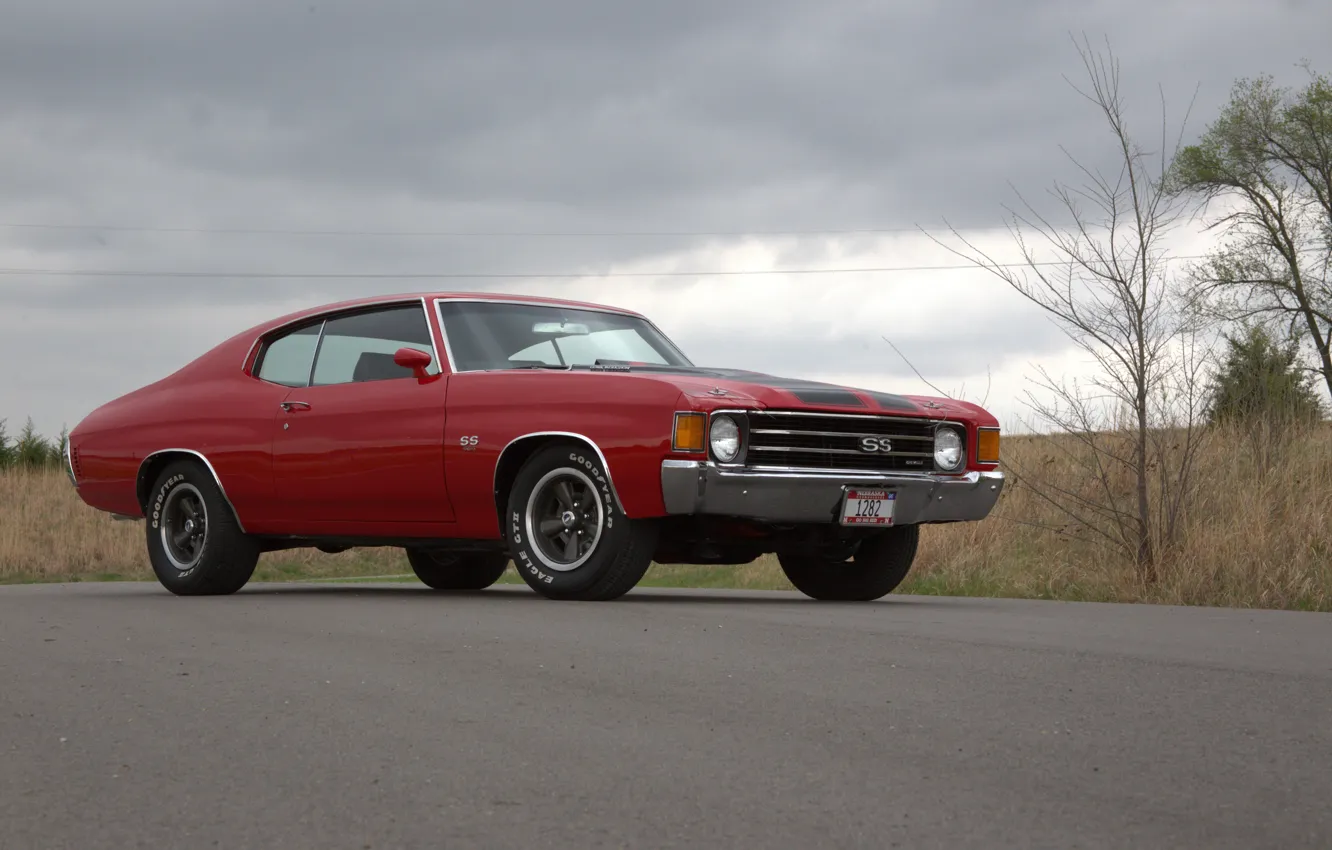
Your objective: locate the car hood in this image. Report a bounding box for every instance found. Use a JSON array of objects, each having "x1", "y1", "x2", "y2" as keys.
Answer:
[{"x1": 622, "y1": 366, "x2": 993, "y2": 422}]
